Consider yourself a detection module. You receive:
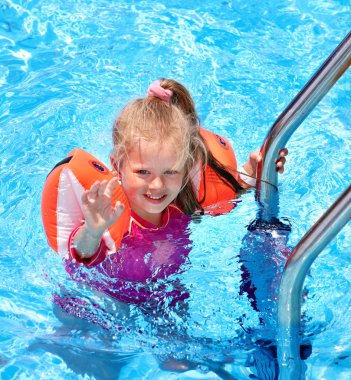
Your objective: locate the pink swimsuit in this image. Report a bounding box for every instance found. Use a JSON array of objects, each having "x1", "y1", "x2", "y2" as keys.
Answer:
[{"x1": 64, "y1": 204, "x2": 192, "y2": 306}]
